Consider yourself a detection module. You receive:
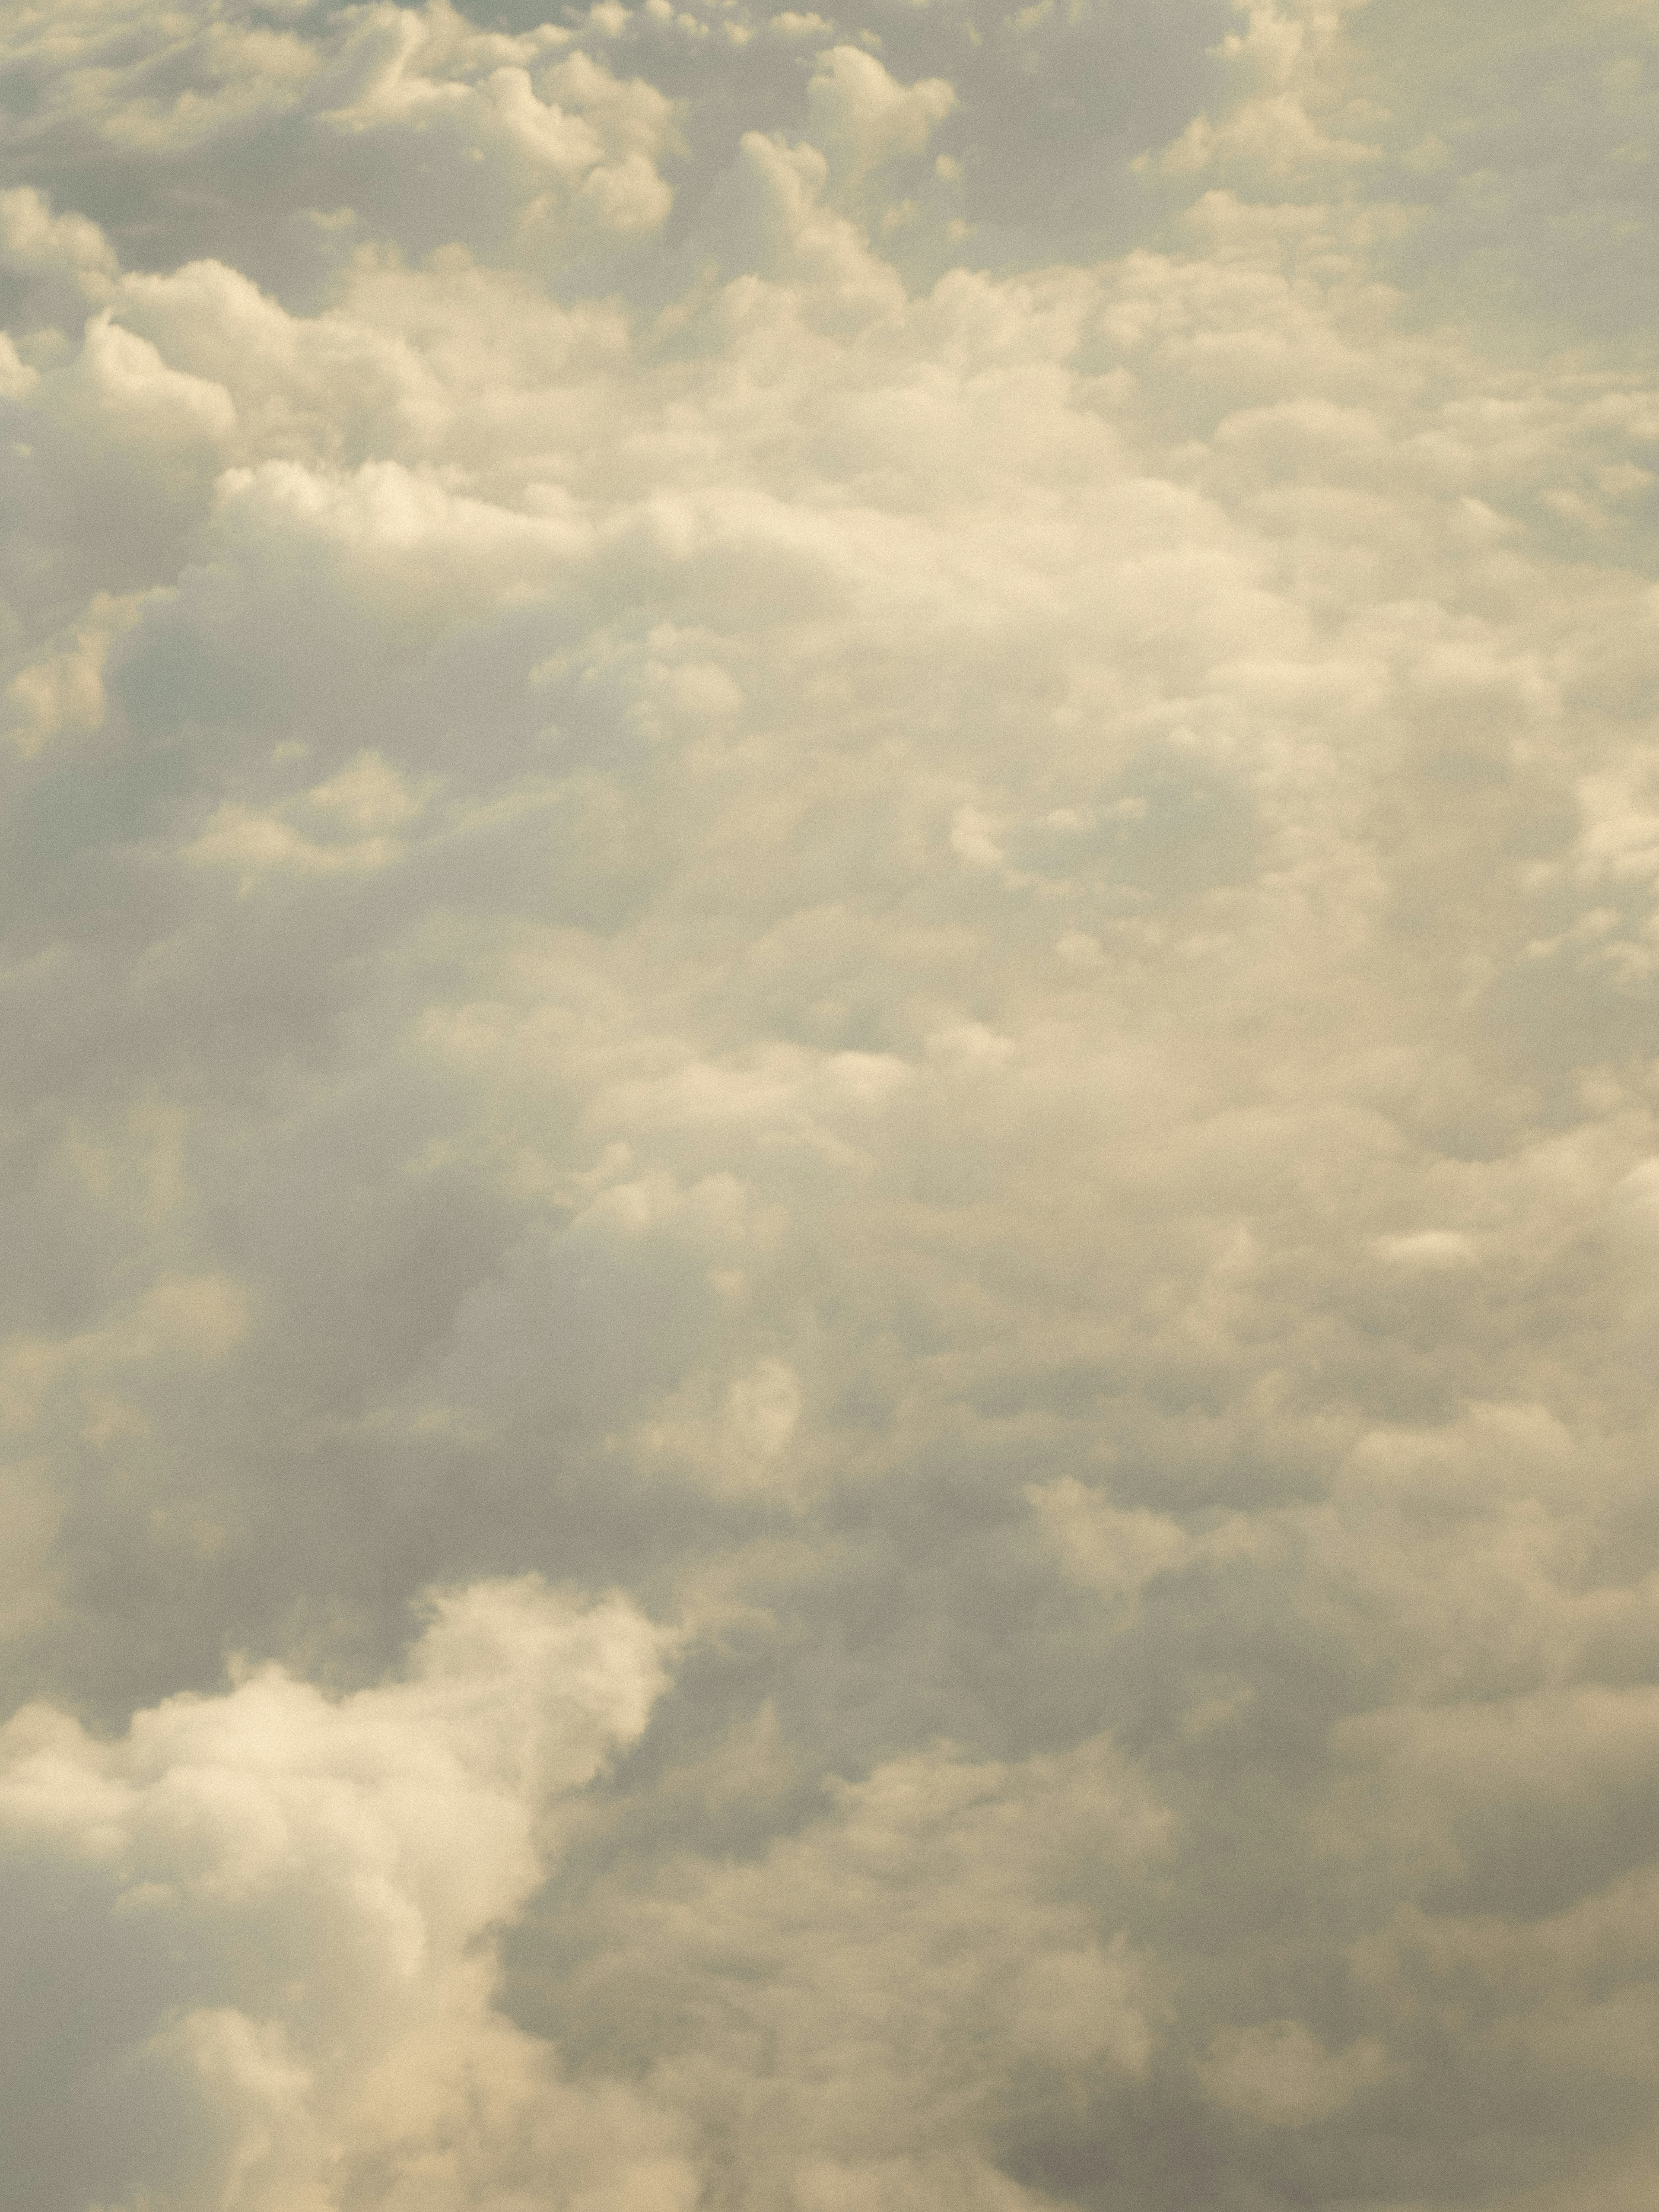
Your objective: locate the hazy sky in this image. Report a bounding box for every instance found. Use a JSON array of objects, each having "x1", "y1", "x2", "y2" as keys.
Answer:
[{"x1": 3, "y1": 3, "x2": 1659, "y2": 2208}]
